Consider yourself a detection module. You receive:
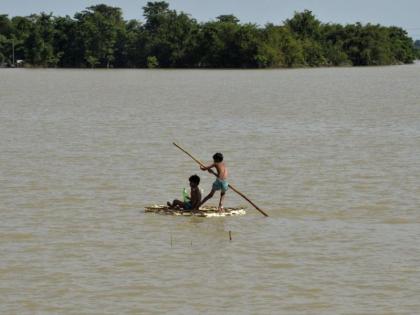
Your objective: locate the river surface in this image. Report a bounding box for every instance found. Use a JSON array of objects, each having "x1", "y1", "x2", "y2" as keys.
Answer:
[{"x1": 0, "y1": 66, "x2": 419, "y2": 315}]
